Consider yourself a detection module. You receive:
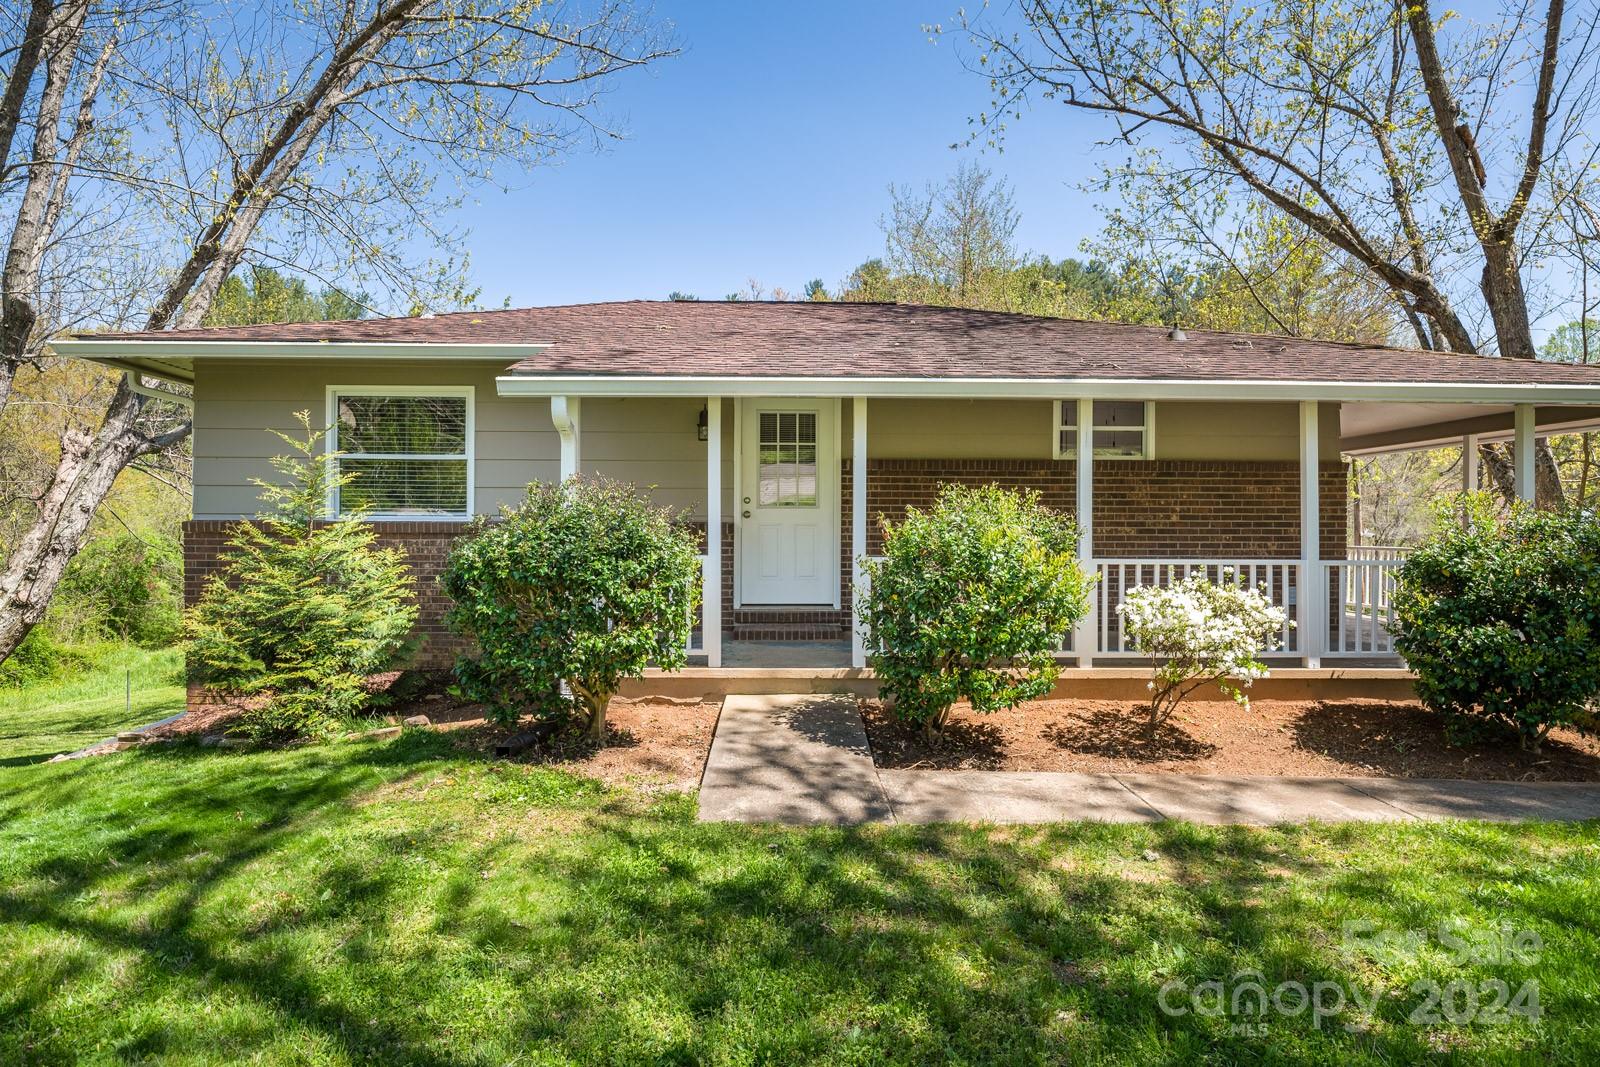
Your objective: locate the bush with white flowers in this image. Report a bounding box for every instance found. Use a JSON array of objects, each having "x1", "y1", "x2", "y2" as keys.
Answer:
[{"x1": 1117, "y1": 571, "x2": 1290, "y2": 731}]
